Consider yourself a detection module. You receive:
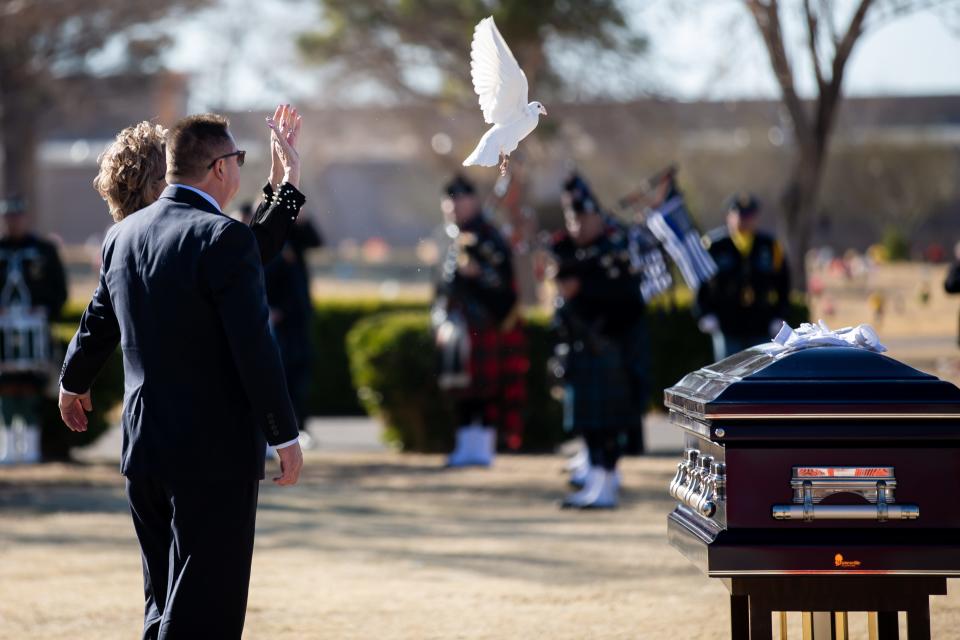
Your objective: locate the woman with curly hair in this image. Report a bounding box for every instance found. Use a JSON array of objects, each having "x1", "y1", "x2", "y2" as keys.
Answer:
[
  {"x1": 91, "y1": 104, "x2": 305, "y2": 264},
  {"x1": 93, "y1": 121, "x2": 168, "y2": 222}
]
